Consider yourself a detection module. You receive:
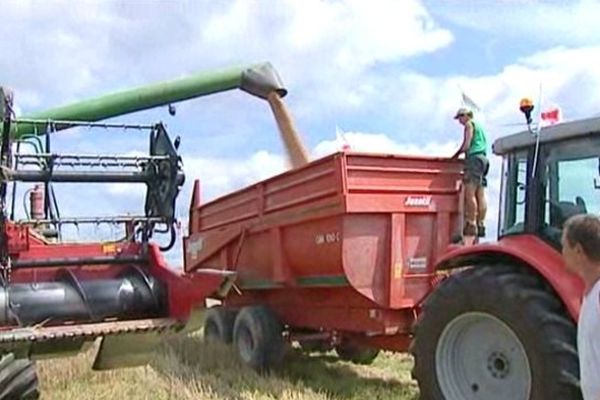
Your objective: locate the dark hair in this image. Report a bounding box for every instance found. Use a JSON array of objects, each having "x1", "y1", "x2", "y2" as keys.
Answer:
[{"x1": 564, "y1": 214, "x2": 600, "y2": 262}]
